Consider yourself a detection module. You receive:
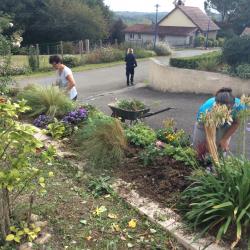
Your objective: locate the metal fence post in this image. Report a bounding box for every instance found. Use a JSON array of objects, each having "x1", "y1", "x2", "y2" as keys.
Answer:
[
  {"x1": 60, "y1": 41, "x2": 64, "y2": 59},
  {"x1": 85, "y1": 39, "x2": 90, "y2": 53}
]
